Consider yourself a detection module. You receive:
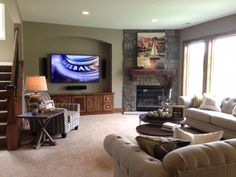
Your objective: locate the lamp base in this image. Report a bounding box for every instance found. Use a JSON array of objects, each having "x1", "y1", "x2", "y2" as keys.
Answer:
[{"x1": 30, "y1": 92, "x2": 42, "y2": 103}]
